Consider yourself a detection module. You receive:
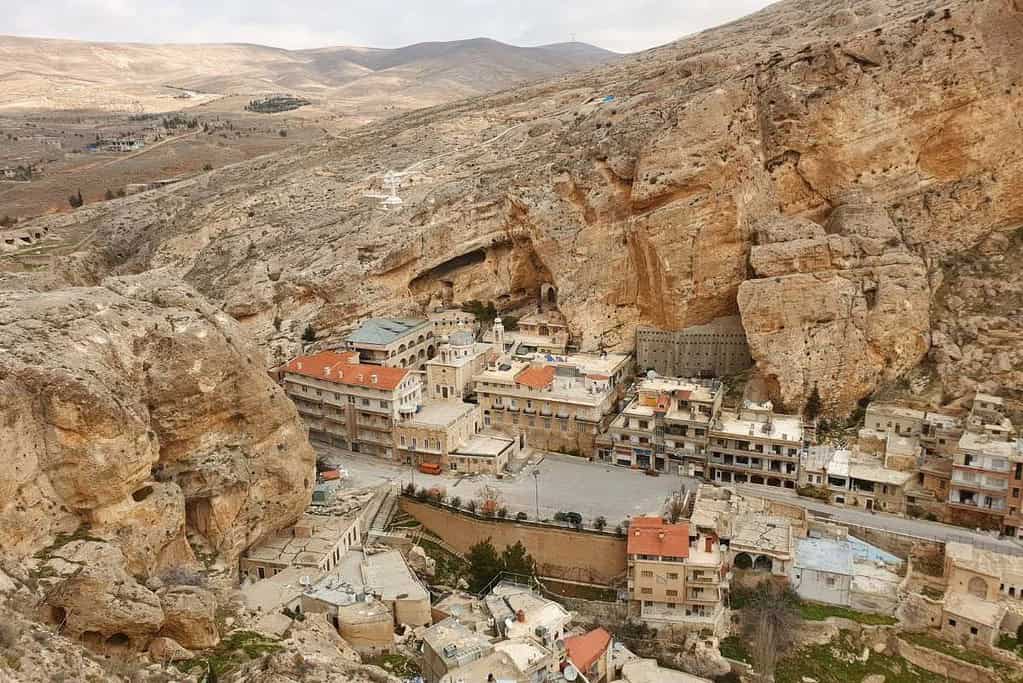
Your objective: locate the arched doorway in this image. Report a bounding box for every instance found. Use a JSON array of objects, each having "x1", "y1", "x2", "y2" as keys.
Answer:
[
  {"x1": 734, "y1": 553, "x2": 753, "y2": 570},
  {"x1": 754, "y1": 555, "x2": 773, "y2": 573},
  {"x1": 967, "y1": 576, "x2": 988, "y2": 598}
]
